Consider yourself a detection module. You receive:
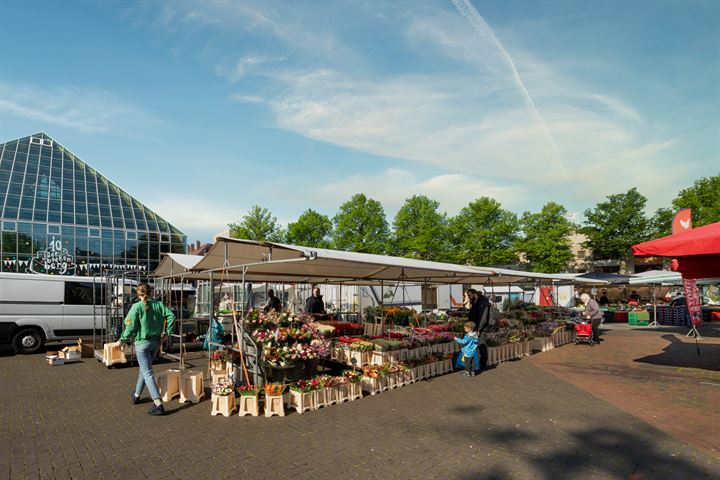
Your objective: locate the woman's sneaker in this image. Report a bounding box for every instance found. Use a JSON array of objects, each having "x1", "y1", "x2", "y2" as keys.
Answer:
[
  {"x1": 131, "y1": 393, "x2": 140, "y2": 405},
  {"x1": 147, "y1": 404, "x2": 165, "y2": 416}
]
